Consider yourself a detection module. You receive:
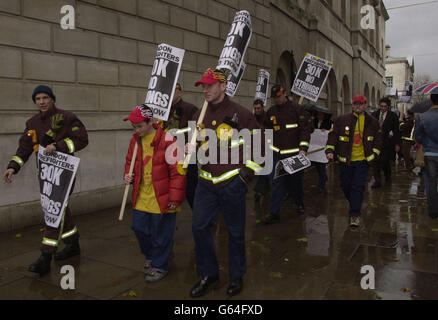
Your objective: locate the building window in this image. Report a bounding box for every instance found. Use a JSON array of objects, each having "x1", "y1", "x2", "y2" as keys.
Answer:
[{"x1": 386, "y1": 76, "x2": 393, "y2": 87}]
